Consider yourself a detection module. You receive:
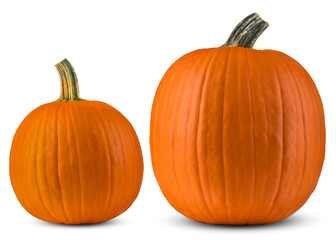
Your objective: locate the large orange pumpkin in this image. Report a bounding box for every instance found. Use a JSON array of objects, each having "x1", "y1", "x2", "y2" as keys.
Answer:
[
  {"x1": 10, "y1": 59, "x2": 143, "y2": 224},
  {"x1": 150, "y1": 13, "x2": 325, "y2": 225}
]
